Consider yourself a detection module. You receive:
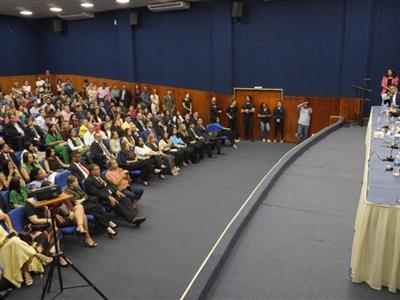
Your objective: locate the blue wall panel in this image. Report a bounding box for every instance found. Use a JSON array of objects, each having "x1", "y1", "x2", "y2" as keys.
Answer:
[
  {"x1": 0, "y1": 16, "x2": 42, "y2": 76},
  {"x1": 135, "y1": 3, "x2": 213, "y2": 91},
  {"x1": 340, "y1": 0, "x2": 373, "y2": 97},
  {"x1": 232, "y1": 0, "x2": 346, "y2": 97},
  {"x1": 39, "y1": 11, "x2": 134, "y2": 81},
  {"x1": 2, "y1": 0, "x2": 400, "y2": 106},
  {"x1": 367, "y1": 0, "x2": 400, "y2": 109}
]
